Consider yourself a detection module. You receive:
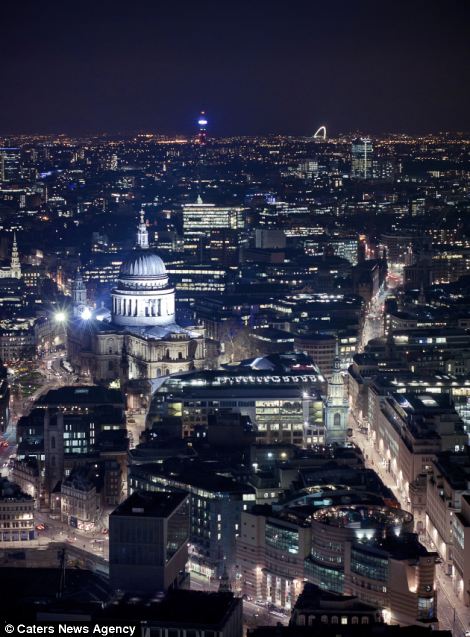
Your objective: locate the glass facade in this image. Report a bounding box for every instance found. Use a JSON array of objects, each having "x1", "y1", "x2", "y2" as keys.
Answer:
[
  {"x1": 166, "y1": 499, "x2": 190, "y2": 560},
  {"x1": 351, "y1": 547, "x2": 388, "y2": 582},
  {"x1": 256, "y1": 400, "x2": 304, "y2": 442},
  {"x1": 305, "y1": 558, "x2": 344, "y2": 593},
  {"x1": 63, "y1": 418, "x2": 94, "y2": 454},
  {"x1": 418, "y1": 596, "x2": 435, "y2": 620},
  {"x1": 265, "y1": 522, "x2": 299, "y2": 554}
]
